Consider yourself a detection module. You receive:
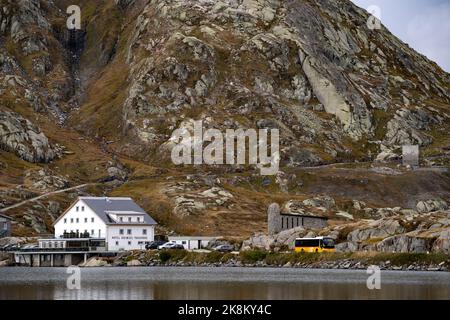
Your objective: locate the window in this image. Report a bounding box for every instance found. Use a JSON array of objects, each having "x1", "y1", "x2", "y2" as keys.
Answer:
[
  {"x1": 49, "y1": 242, "x2": 53, "y2": 248},
  {"x1": 128, "y1": 217, "x2": 132, "y2": 222},
  {"x1": 127, "y1": 229, "x2": 132, "y2": 235},
  {"x1": 119, "y1": 229, "x2": 124, "y2": 235},
  {"x1": 70, "y1": 218, "x2": 74, "y2": 223},
  {"x1": 143, "y1": 229, "x2": 147, "y2": 235},
  {"x1": 84, "y1": 218, "x2": 88, "y2": 223},
  {"x1": 128, "y1": 241, "x2": 131, "y2": 246},
  {"x1": 120, "y1": 217, "x2": 123, "y2": 222},
  {"x1": 54, "y1": 242, "x2": 58, "y2": 248},
  {"x1": 91, "y1": 230, "x2": 94, "y2": 235},
  {"x1": 137, "y1": 217, "x2": 141, "y2": 223},
  {"x1": 81, "y1": 206, "x2": 85, "y2": 212},
  {"x1": 76, "y1": 206, "x2": 79, "y2": 212},
  {"x1": 64, "y1": 218, "x2": 67, "y2": 224},
  {"x1": 91, "y1": 218, "x2": 94, "y2": 223},
  {"x1": 76, "y1": 218, "x2": 79, "y2": 223},
  {"x1": 115, "y1": 241, "x2": 119, "y2": 246}
]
